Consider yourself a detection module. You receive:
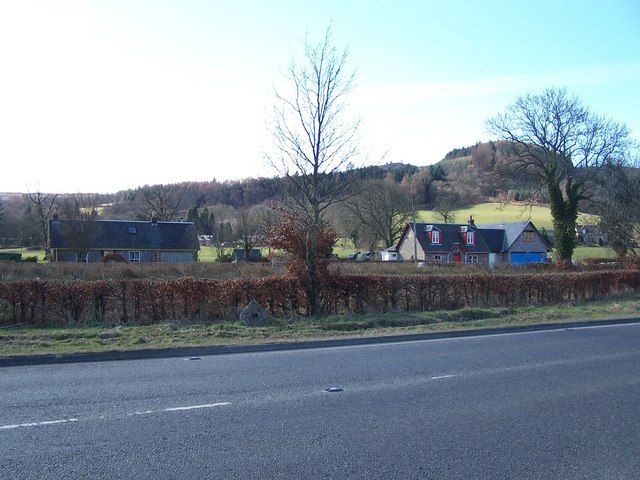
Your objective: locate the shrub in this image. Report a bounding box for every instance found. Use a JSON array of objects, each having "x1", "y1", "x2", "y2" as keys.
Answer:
[
  {"x1": 101, "y1": 253, "x2": 125, "y2": 263},
  {"x1": 1, "y1": 269, "x2": 639, "y2": 326}
]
